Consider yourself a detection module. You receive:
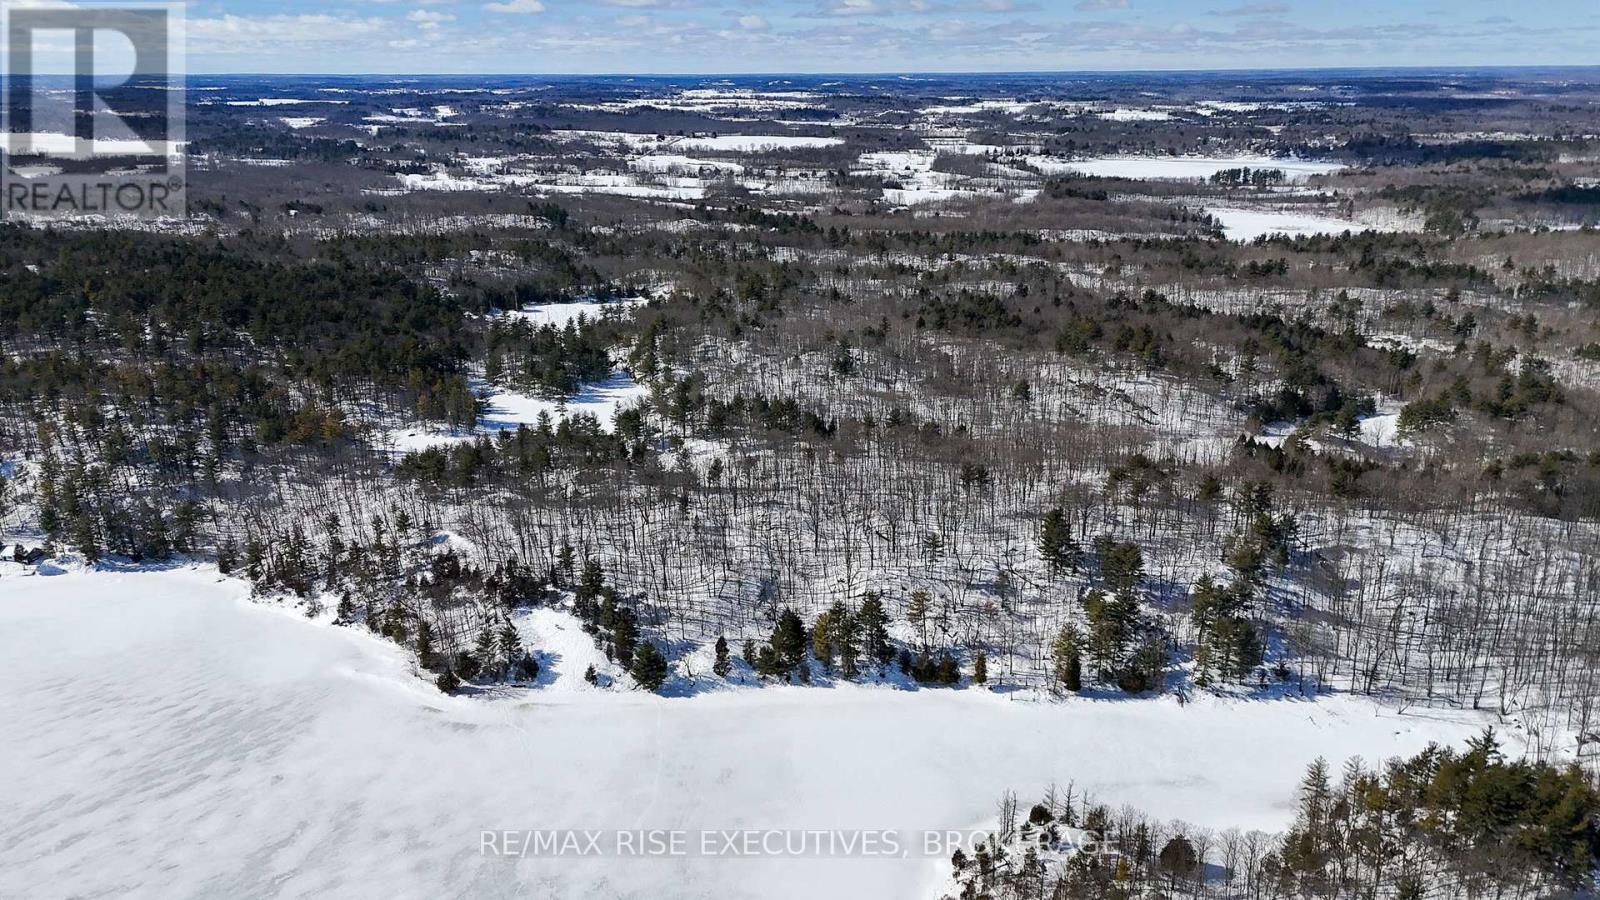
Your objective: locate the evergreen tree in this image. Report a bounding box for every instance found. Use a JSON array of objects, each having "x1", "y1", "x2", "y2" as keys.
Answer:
[
  {"x1": 770, "y1": 608, "x2": 809, "y2": 674},
  {"x1": 856, "y1": 593, "x2": 894, "y2": 666},
  {"x1": 1083, "y1": 589, "x2": 1140, "y2": 678},
  {"x1": 553, "y1": 544, "x2": 575, "y2": 588},
  {"x1": 1094, "y1": 537, "x2": 1144, "y2": 593},
  {"x1": 812, "y1": 607, "x2": 838, "y2": 671},
  {"x1": 973, "y1": 651, "x2": 988, "y2": 685},
  {"x1": 473, "y1": 627, "x2": 499, "y2": 681},
  {"x1": 630, "y1": 642, "x2": 669, "y2": 693},
  {"x1": 1052, "y1": 626, "x2": 1083, "y2": 692},
  {"x1": 907, "y1": 590, "x2": 931, "y2": 650},
  {"x1": 1039, "y1": 507, "x2": 1081, "y2": 573},
  {"x1": 811, "y1": 600, "x2": 858, "y2": 677},
  {"x1": 217, "y1": 537, "x2": 238, "y2": 575},
  {"x1": 712, "y1": 635, "x2": 731, "y2": 678},
  {"x1": 416, "y1": 620, "x2": 437, "y2": 671},
  {"x1": 1157, "y1": 835, "x2": 1198, "y2": 887},
  {"x1": 497, "y1": 620, "x2": 523, "y2": 674},
  {"x1": 72, "y1": 513, "x2": 100, "y2": 564}
]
